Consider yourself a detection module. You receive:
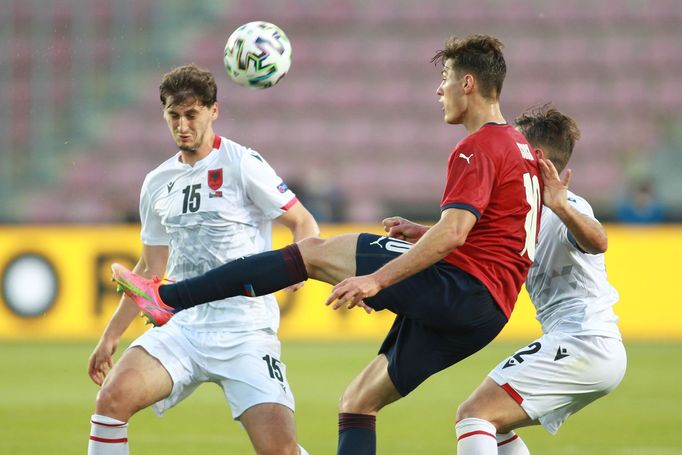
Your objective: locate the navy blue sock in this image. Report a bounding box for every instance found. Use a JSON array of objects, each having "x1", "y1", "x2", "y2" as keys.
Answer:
[
  {"x1": 337, "y1": 413, "x2": 376, "y2": 455},
  {"x1": 158, "y1": 244, "x2": 308, "y2": 310}
]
